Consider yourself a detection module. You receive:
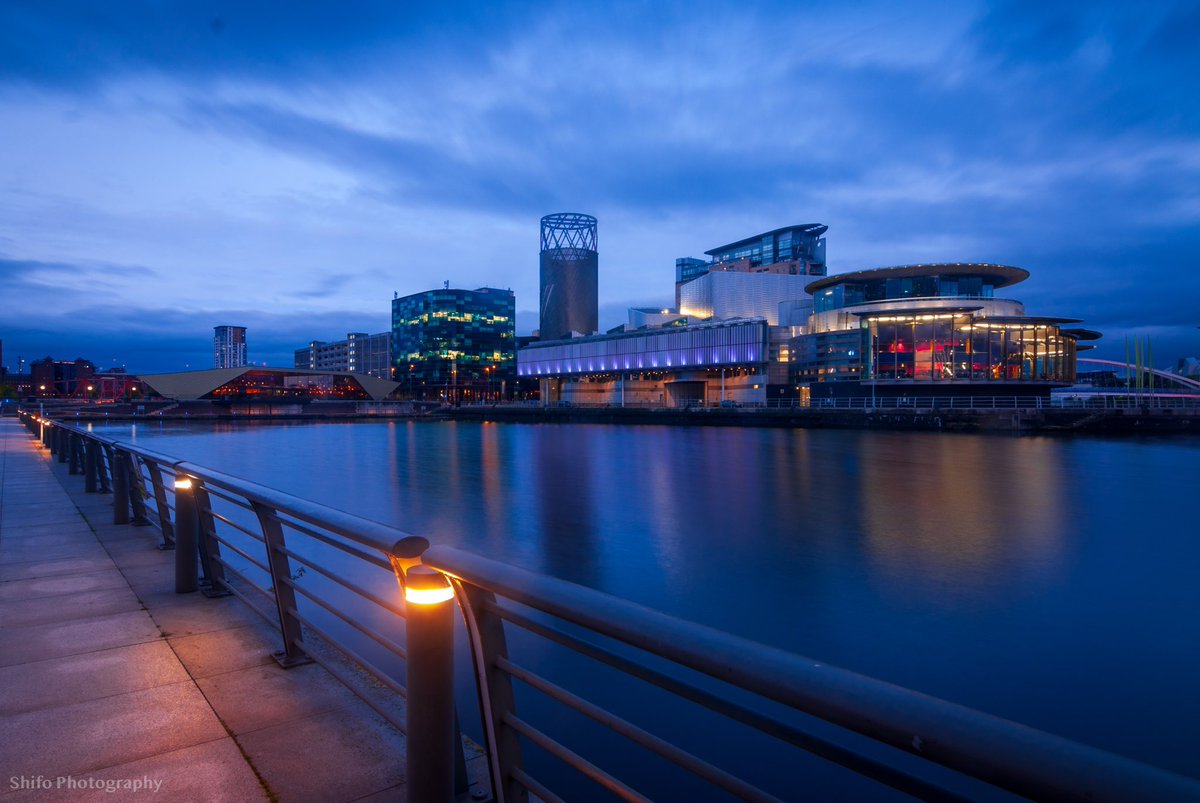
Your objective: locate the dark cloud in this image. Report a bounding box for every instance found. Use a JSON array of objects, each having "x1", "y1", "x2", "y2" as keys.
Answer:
[
  {"x1": 0, "y1": 2, "x2": 514, "y2": 89},
  {"x1": 2, "y1": 1, "x2": 1197, "y2": 372}
]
